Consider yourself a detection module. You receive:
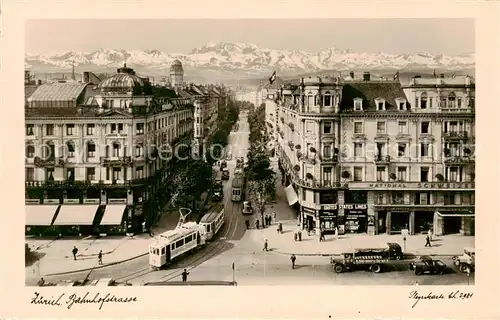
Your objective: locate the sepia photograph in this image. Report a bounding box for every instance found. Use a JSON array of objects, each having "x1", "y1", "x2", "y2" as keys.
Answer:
[
  {"x1": 1, "y1": 1, "x2": 499, "y2": 318},
  {"x1": 23, "y1": 18, "x2": 476, "y2": 287}
]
